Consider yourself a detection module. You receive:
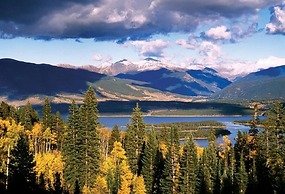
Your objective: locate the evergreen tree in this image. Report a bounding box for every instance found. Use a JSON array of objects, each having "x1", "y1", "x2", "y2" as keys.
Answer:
[
  {"x1": 8, "y1": 133, "x2": 37, "y2": 194},
  {"x1": 179, "y1": 134, "x2": 198, "y2": 194},
  {"x1": 196, "y1": 150, "x2": 213, "y2": 194},
  {"x1": 0, "y1": 101, "x2": 18, "y2": 121},
  {"x1": 23, "y1": 101, "x2": 33, "y2": 130},
  {"x1": 62, "y1": 100, "x2": 82, "y2": 192},
  {"x1": 109, "y1": 124, "x2": 121, "y2": 154},
  {"x1": 249, "y1": 103, "x2": 259, "y2": 136},
  {"x1": 52, "y1": 111, "x2": 65, "y2": 151},
  {"x1": 42, "y1": 97, "x2": 52, "y2": 131},
  {"x1": 78, "y1": 86, "x2": 100, "y2": 188},
  {"x1": 161, "y1": 126, "x2": 180, "y2": 194},
  {"x1": 152, "y1": 149, "x2": 165, "y2": 194},
  {"x1": 53, "y1": 172, "x2": 63, "y2": 194},
  {"x1": 124, "y1": 103, "x2": 146, "y2": 174},
  {"x1": 234, "y1": 153, "x2": 248, "y2": 194},
  {"x1": 207, "y1": 129, "x2": 218, "y2": 192},
  {"x1": 141, "y1": 128, "x2": 158, "y2": 194},
  {"x1": 257, "y1": 102, "x2": 285, "y2": 193}
]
